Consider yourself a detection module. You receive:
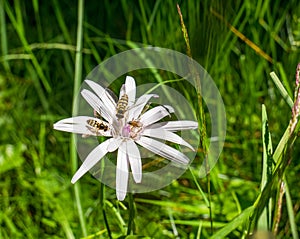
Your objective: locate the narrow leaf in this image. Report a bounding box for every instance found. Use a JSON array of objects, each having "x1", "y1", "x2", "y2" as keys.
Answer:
[{"x1": 270, "y1": 72, "x2": 293, "y2": 109}]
